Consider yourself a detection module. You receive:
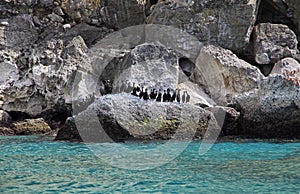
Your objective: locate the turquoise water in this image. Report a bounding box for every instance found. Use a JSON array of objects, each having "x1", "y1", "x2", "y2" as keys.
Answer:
[{"x1": 0, "y1": 136, "x2": 299, "y2": 193}]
